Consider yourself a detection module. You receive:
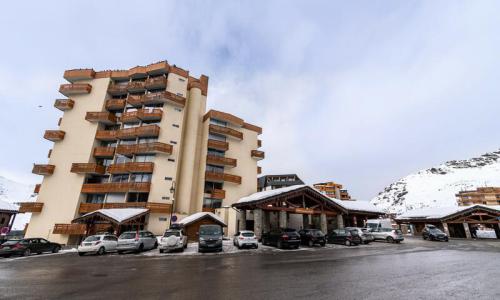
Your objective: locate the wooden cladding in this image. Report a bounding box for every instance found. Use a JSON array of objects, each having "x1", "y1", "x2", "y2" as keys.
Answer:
[
  {"x1": 34, "y1": 184, "x2": 41, "y2": 194},
  {"x1": 54, "y1": 99, "x2": 74, "y2": 111},
  {"x1": 257, "y1": 166, "x2": 262, "y2": 174},
  {"x1": 207, "y1": 139, "x2": 229, "y2": 151},
  {"x1": 63, "y1": 69, "x2": 95, "y2": 82},
  {"x1": 116, "y1": 142, "x2": 172, "y2": 156},
  {"x1": 145, "y1": 76, "x2": 167, "y2": 89},
  {"x1": 257, "y1": 140, "x2": 262, "y2": 148},
  {"x1": 18, "y1": 202, "x2": 44, "y2": 213},
  {"x1": 81, "y1": 182, "x2": 151, "y2": 193},
  {"x1": 108, "y1": 83, "x2": 128, "y2": 96},
  {"x1": 203, "y1": 110, "x2": 244, "y2": 126},
  {"x1": 209, "y1": 124, "x2": 243, "y2": 140},
  {"x1": 206, "y1": 155, "x2": 237, "y2": 168},
  {"x1": 251, "y1": 150, "x2": 265, "y2": 160},
  {"x1": 126, "y1": 95, "x2": 143, "y2": 107},
  {"x1": 59, "y1": 83, "x2": 92, "y2": 96},
  {"x1": 243, "y1": 122, "x2": 262, "y2": 134},
  {"x1": 205, "y1": 171, "x2": 242, "y2": 184},
  {"x1": 85, "y1": 112, "x2": 117, "y2": 124},
  {"x1": 121, "y1": 108, "x2": 163, "y2": 123},
  {"x1": 107, "y1": 162, "x2": 154, "y2": 174},
  {"x1": 93, "y1": 147, "x2": 115, "y2": 158},
  {"x1": 44, "y1": 130, "x2": 65, "y2": 142},
  {"x1": 207, "y1": 189, "x2": 225, "y2": 200},
  {"x1": 32, "y1": 164, "x2": 55, "y2": 175},
  {"x1": 116, "y1": 125, "x2": 160, "y2": 139},
  {"x1": 95, "y1": 130, "x2": 117, "y2": 141},
  {"x1": 78, "y1": 202, "x2": 171, "y2": 214},
  {"x1": 105, "y1": 99, "x2": 126, "y2": 110},
  {"x1": 53, "y1": 224, "x2": 87, "y2": 235},
  {"x1": 71, "y1": 163, "x2": 106, "y2": 175}
]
